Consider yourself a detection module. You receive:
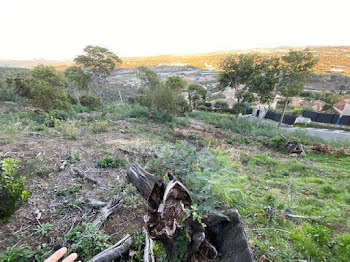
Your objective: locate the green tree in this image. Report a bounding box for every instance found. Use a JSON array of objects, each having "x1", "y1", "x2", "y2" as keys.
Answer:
[
  {"x1": 74, "y1": 45, "x2": 122, "y2": 112},
  {"x1": 30, "y1": 65, "x2": 70, "y2": 111},
  {"x1": 136, "y1": 67, "x2": 189, "y2": 114},
  {"x1": 165, "y1": 76, "x2": 187, "y2": 90},
  {"x1": 277, "y1": 50, "x2": 317, "y2": 126},
  {"x1": 248, "y1": 57, "x2": 280, "y2": 104},
  {"x1": 188, "y1": 83, "x2": 207, "y2": 109},
  {"x1": 137, "y1": 66, "x2": 162, "y2": 90},
  {"x1": 217, "y1": 54, "x2": 258, "y2": 105},
  {"x1": 64, "y1": 66, "x2": 91, "y2": 102}
]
